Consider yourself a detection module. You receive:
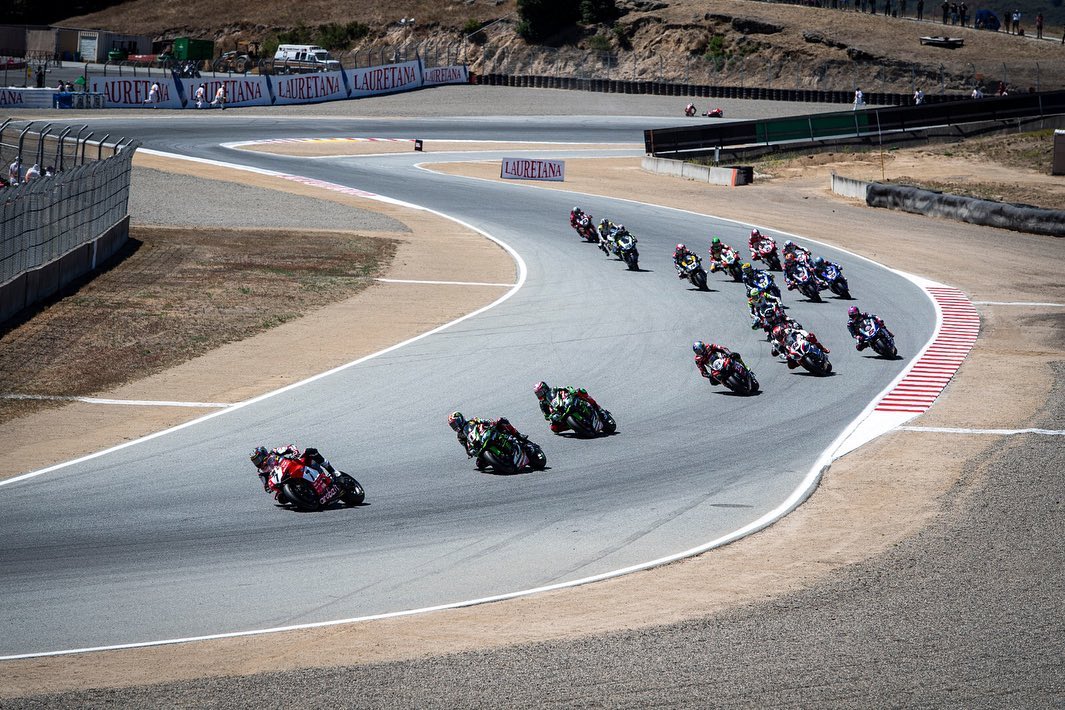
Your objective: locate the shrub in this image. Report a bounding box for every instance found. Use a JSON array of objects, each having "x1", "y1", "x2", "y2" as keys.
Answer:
[{"x1": 587, "y1": 33, "x2": 612, "y2": 51}]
